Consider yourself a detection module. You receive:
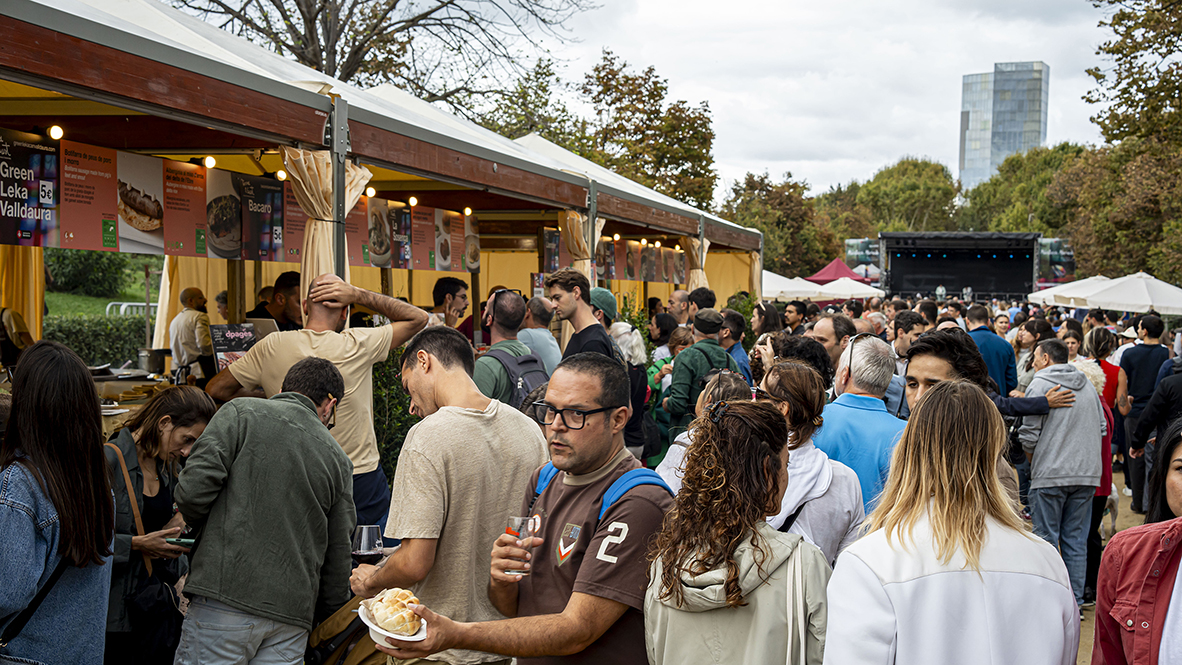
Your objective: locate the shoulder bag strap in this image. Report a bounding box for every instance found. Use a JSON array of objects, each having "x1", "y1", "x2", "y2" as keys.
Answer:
[
  {"x1": 104, "y1": 443, "x2": 154, "y2": 577},
  {"x1": 793, "y1": 549, "x2": 807, "y2": 665},
  {"x1": 0, "y1": 556, "x2": 70, "y2": 648}
]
